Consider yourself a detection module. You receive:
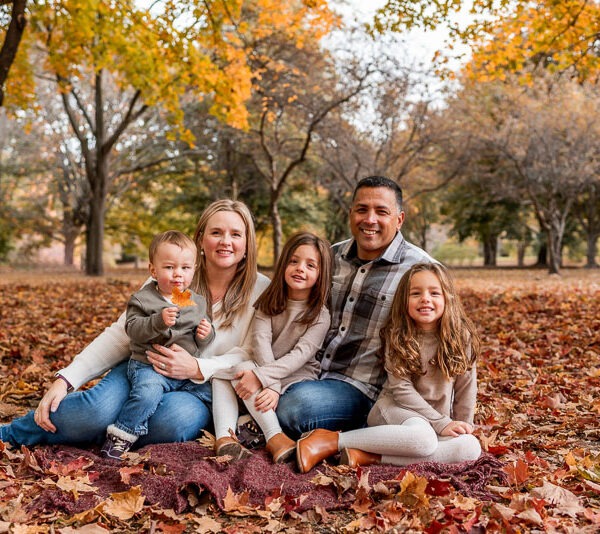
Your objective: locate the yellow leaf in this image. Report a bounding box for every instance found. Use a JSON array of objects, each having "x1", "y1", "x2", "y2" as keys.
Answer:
[
  {"x1": 52, "y1": 475, "x2": 98, "y2": 499},
  {"x1": 397, "y1": 471, "x2": 430, "y2": 508},
  {"x1": 101, "y1": 486, "x2": 145, "y2": 520}
]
